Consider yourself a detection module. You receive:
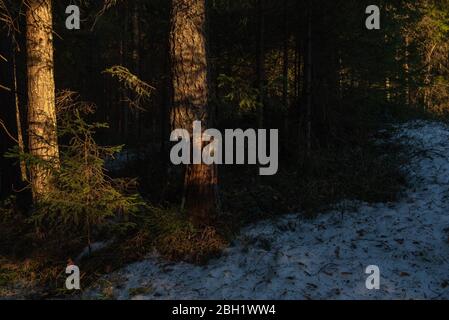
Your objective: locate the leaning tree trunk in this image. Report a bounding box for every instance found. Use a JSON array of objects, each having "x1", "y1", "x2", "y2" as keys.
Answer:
[
  {"x1": 26, "y1": 0, "x2": 59, "y2": 202},
  {"x1": 170, "y1": 0, "x2": 218, "y2": 226}
]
